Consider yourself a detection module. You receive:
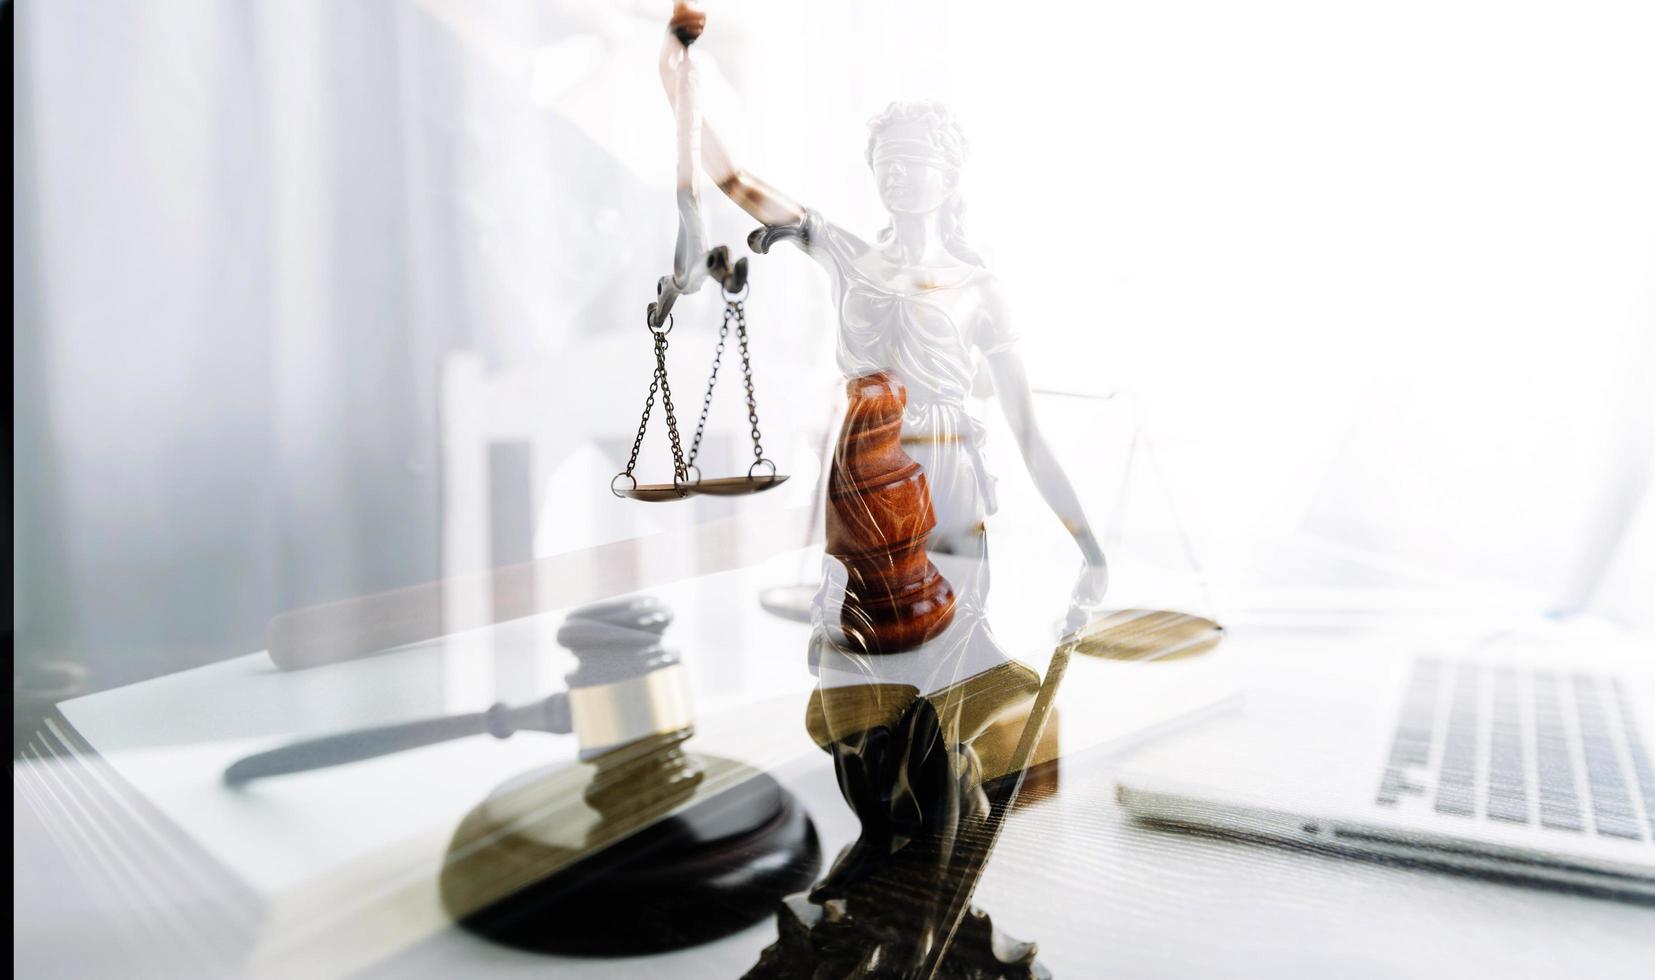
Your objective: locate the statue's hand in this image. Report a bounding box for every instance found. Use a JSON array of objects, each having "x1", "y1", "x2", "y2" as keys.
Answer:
[
  {"x1": 1061, "y1": 560, "x2": 1109, "y2": 637},
  {"x1": 748, "y1": 222, "x2": 806, "y2": 256},
  {"x1": 669, "y1": 2, "x2": 706, "y2": 46}
]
